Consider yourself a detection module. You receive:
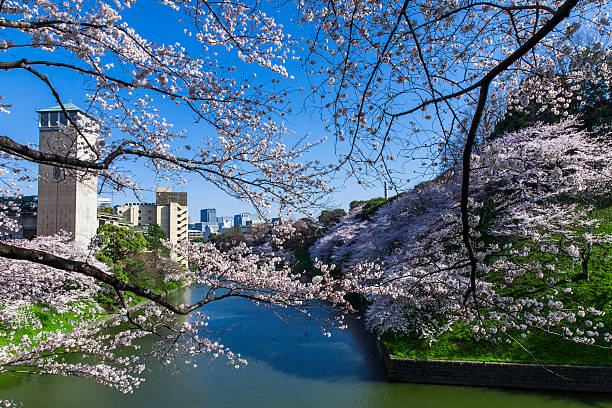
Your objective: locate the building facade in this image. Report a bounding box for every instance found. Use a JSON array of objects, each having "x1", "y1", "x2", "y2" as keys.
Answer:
[
  {"x1": 188, "y1": 229, "x2": 203, "y2": 240},
  {"x1": 234, "y1": 212, "x2": 251, "y2": 227},
  {"x1": 218, "y1": 216, "x2": 233, "y2": 229},
  {"x1": 114, "y1": 203, "x2": 156, "y2": 226},
  {"x1": 155, "y1": 187, "x2": 188, "y2": 244},
  {"x1": 97, "y1": 211, "x2": 134, "y2": 228},
  {"x1": 200, "y1": 208, "x2": 217, "y2": 223},
  {"x1": 36, "y1": 104, "x2": 98, "y2": 243},
  {"x1": 113, "y1": 188, "x2": 188, "y2": 244}
]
